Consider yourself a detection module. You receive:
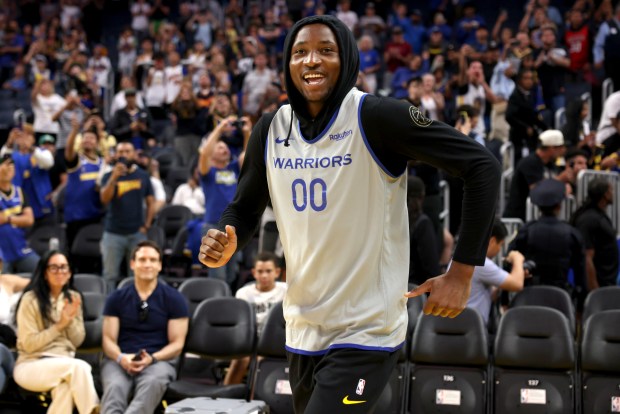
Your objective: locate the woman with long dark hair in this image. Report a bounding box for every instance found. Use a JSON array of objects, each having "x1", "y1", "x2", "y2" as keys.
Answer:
[{"x1": 13, "y1": 250, "x2": 99, "y2": 414}]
